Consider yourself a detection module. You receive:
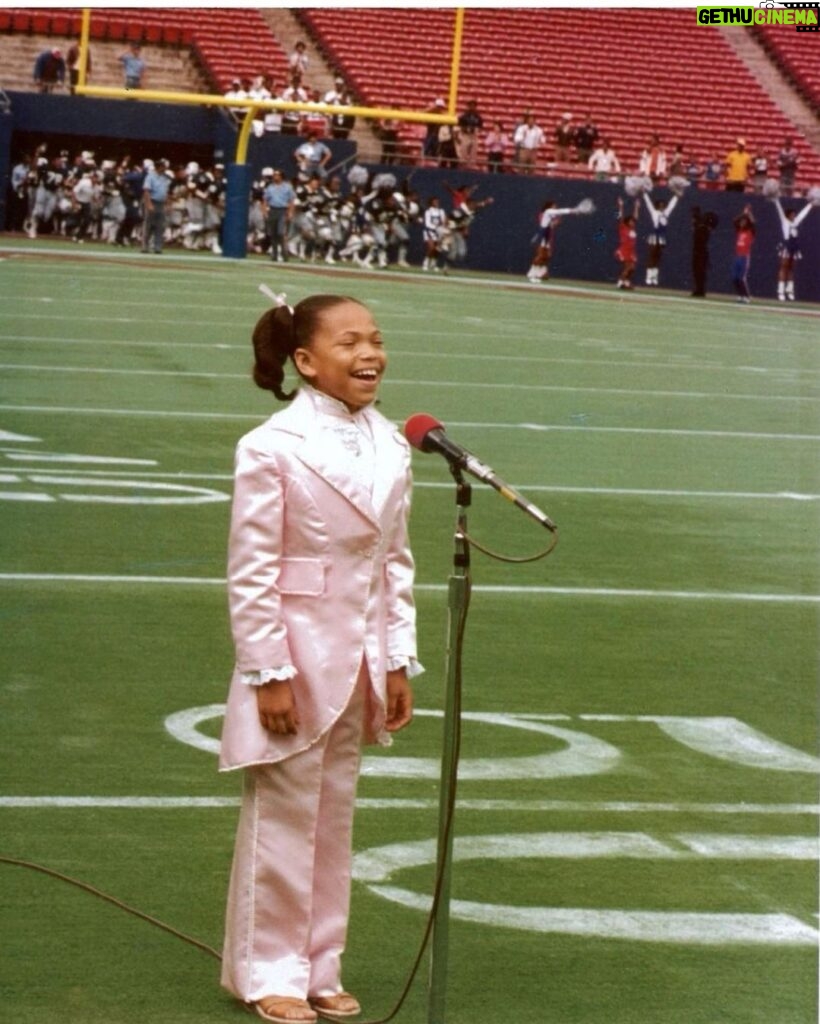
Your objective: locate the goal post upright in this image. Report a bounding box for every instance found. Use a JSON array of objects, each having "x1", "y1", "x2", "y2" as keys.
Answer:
[{"x1": 71, "y1": 7, "x2": 465, "y2": 256}]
